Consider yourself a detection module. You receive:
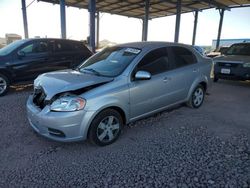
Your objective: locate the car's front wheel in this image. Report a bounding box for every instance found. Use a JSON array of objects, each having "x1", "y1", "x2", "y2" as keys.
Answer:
[
  {"x1": 187, "y1": 84, "x2": 205, "y2": 108},
  {"x1": 0, "y1": 73, "x2": 10, "y2": 97},
  {"x1": 213, "y1": 76, "x2": 219, "y2": 82},
  {"x1": 88, "y1": 109, "x2": 123, "y2": 146}
]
